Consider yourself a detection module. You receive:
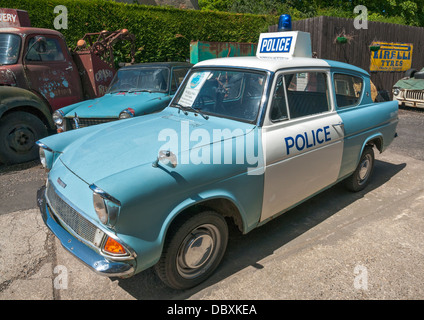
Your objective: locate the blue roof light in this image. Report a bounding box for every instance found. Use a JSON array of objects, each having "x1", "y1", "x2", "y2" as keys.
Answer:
[{"x1": 278, "y1": 14, "x2": 292, "y2": 32}]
